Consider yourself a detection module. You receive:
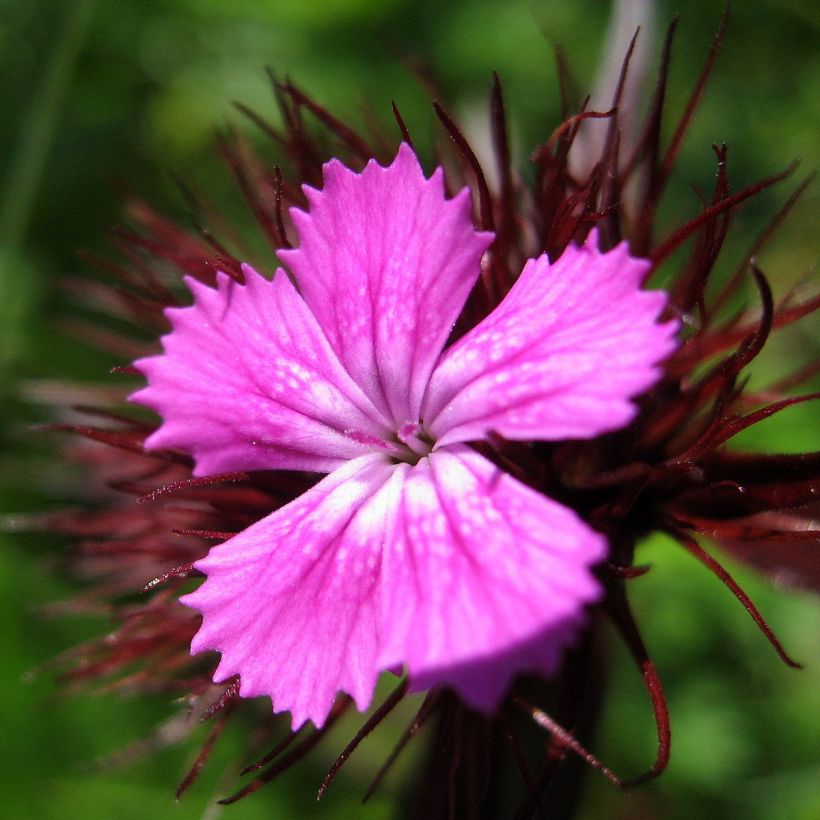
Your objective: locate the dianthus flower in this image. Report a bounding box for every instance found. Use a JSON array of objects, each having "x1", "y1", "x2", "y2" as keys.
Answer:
[
  {"x1": 34, "y1": 8, "x2": 819, "y2": 816},
  {"x1": 130, "y1": 144, "x2": 676, "y2": 728}
]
